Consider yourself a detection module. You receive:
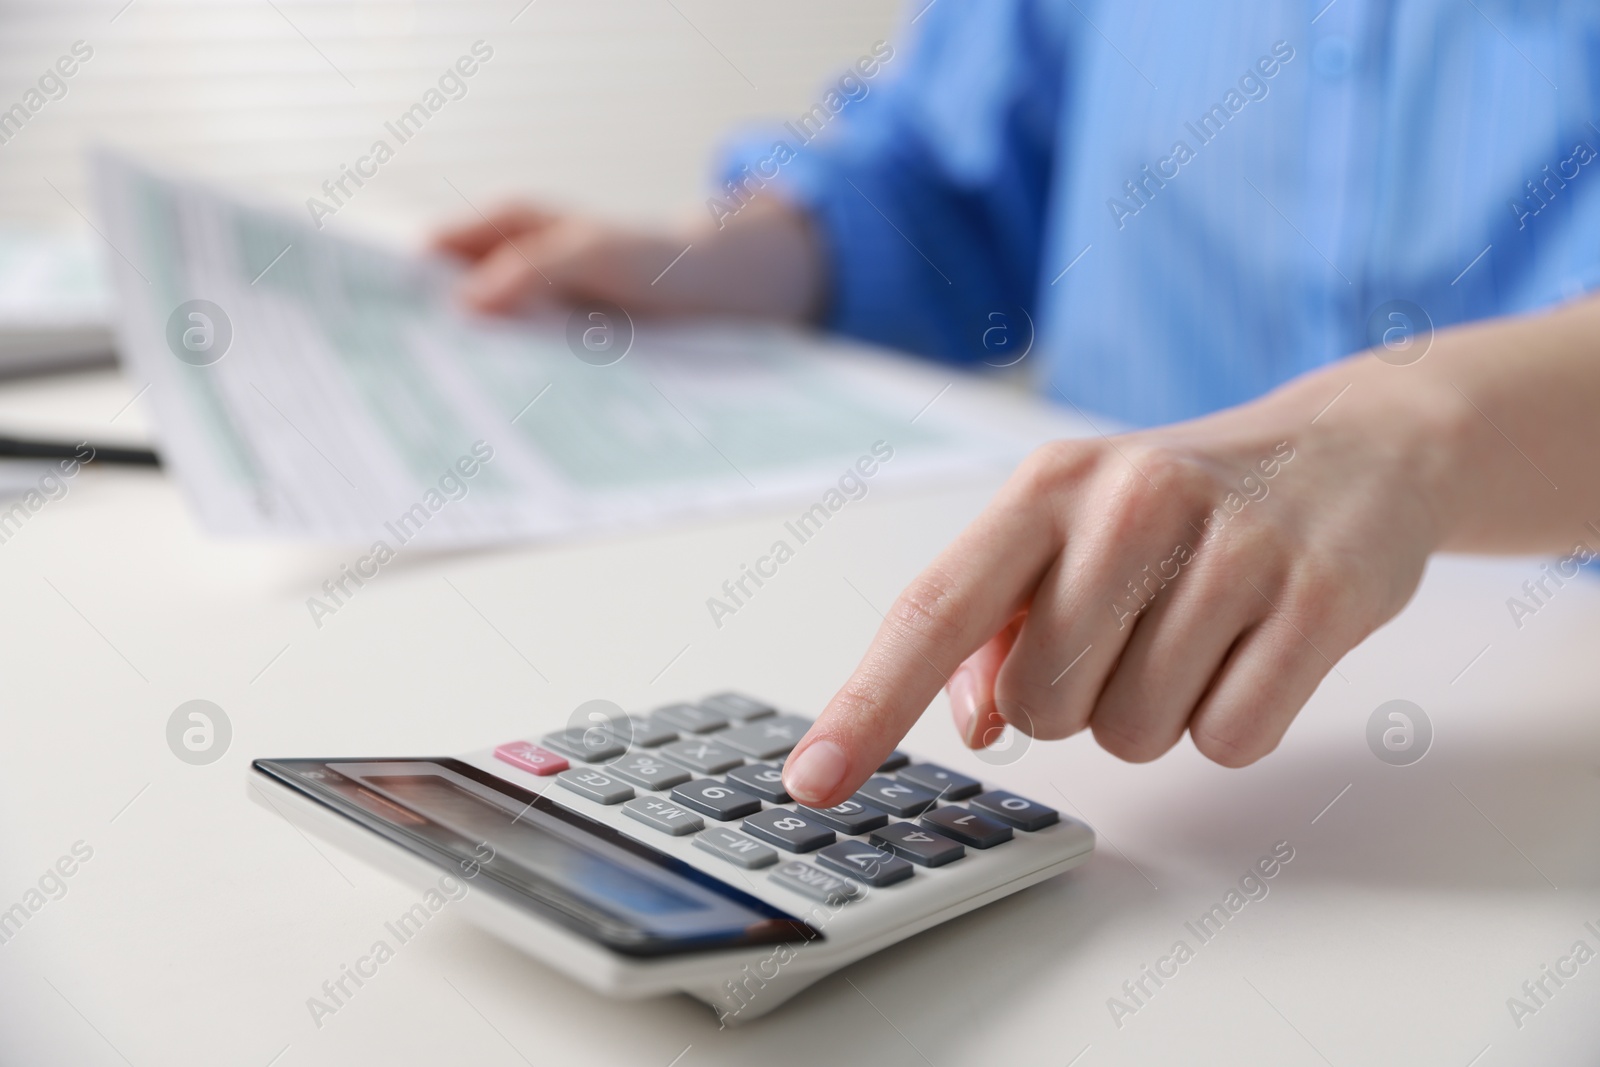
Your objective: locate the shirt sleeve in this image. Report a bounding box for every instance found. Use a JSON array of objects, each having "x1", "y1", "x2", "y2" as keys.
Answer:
[{"x1": 713, "y1": 0, "x2": 1072, "y2": 364}]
